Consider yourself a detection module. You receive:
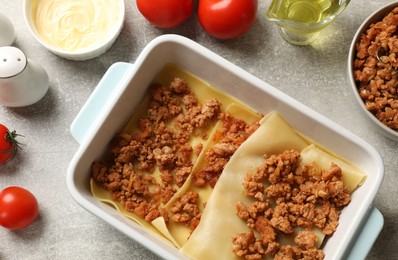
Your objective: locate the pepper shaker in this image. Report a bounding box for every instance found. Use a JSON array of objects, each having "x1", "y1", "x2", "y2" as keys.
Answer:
[
  {"x1": 0, "y1": 46, "x2": 49, "y2": 107},
  {"x1": 0, "y1": 13, "x2": 15, "y2": 46}
]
